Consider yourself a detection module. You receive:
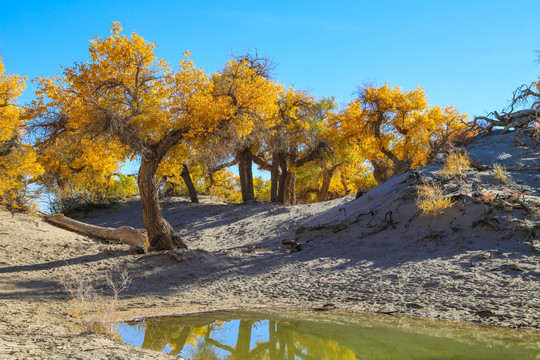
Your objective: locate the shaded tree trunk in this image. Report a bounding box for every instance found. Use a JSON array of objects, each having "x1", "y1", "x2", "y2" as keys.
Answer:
[
  {"x1": 276, "y1": 155, "x2": 297, "y2": 205},
  {"x1": 277, "y1": 156, "x2": 288, "y2": 204},
  {"x1": 180, "y1": 163, "x2": 199, "y2": 203},
  {"x1": 318, "y1": 168, "x2": 335, "y2": 202},
  {"x1": 289, "y1": 173, "x2": 297, "y2": 204},
  {"x1": 270, "y1": 151, "x2": 285, "y2": 203},
  {"x1": 237, "y1": 147, "x2": 255, "y2": 202},
  {"x1": 138, "y1": 157, "x2": 188, "y2": 251},
  {"x1": 270, "y1": 158, "x2": 279, "y2": 202},
  {"x1": 283, "y1": 172, "x2": 297, "y2": 205}
]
